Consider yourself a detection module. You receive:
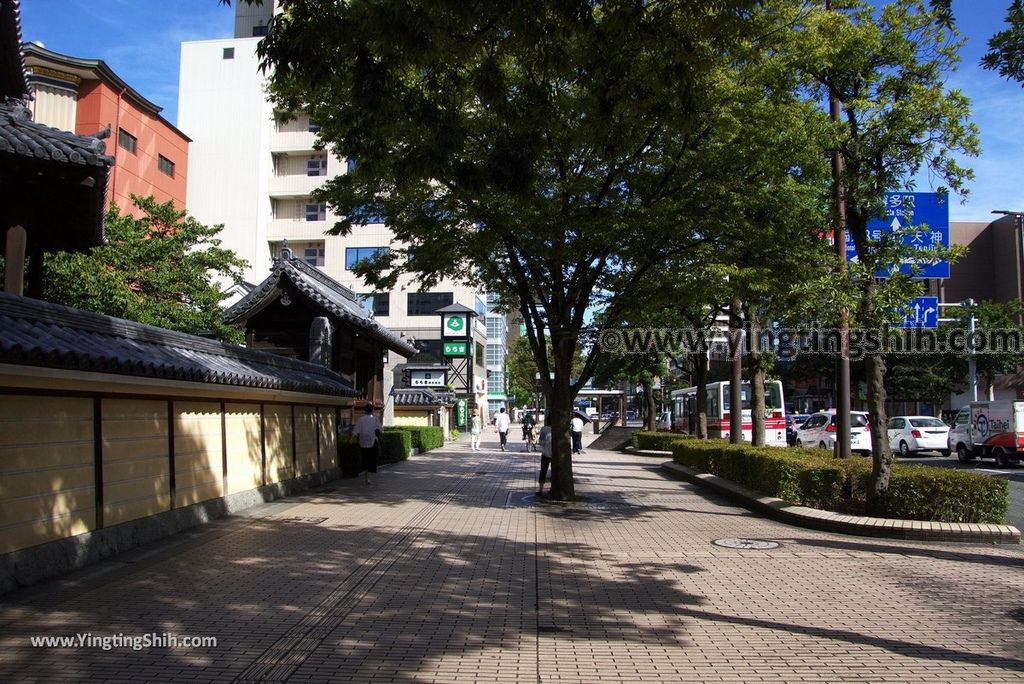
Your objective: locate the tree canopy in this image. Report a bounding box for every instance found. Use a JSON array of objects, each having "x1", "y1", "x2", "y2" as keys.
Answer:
[{"x1": 42, "y1": 196, "x2": 248, "y2": 344}]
